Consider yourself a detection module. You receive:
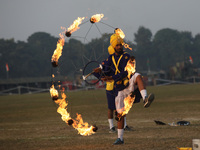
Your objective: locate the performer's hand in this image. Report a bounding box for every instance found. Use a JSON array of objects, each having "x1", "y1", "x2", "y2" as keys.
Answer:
[
  {"x1": 101, "y1": 76, "x2": 113, "y2": 81},
  {"x1": 93, "y1": 67, "x2": 102, "y2": 73}
]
